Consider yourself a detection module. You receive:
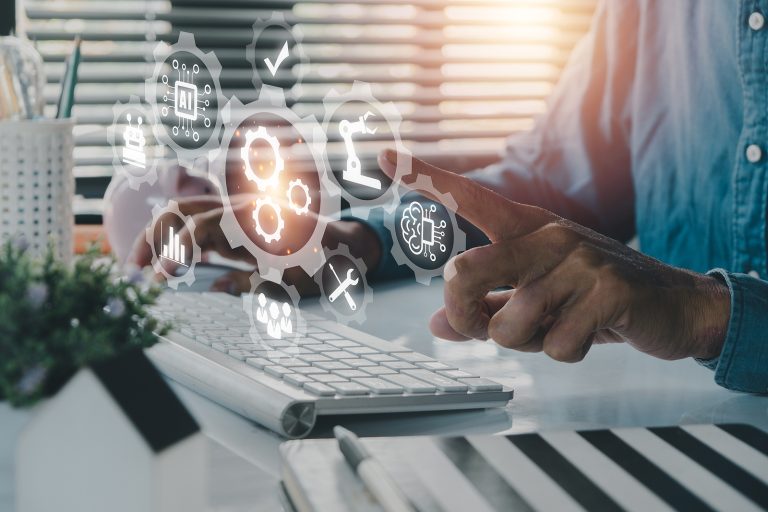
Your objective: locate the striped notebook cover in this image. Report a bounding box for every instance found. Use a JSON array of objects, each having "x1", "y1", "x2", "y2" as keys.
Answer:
[{"x1": 280, "y1": 424, "x2": 768, "y2": 512}]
